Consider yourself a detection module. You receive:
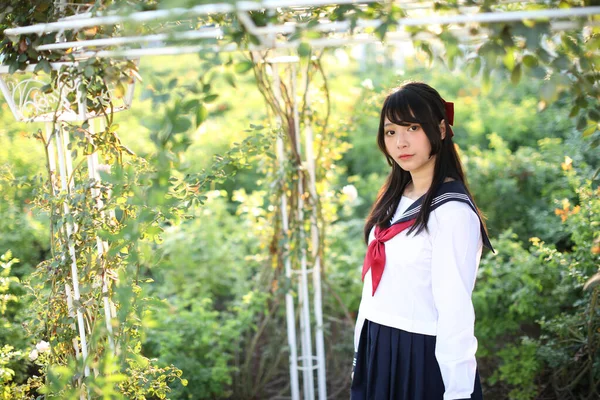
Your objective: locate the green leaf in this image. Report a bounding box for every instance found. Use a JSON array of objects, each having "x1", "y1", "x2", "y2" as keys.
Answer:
[
  {"x1": 502, "y1": 48, "x2": 515, "y2": 71},
  {"x1": 419, "y1": 42, "x2": 433, "y2": 61},
  {"x1": 375, "y1": 22, "x2": 388, "y2": 41},
  {"x1": 522, "y1": 54, "x2": 538, "y2": 68},
  {"x1": 582, "y1": 123, "x2": 598, "y2": 138},
  {"x1": 511, "y1": 63, "x2": 522, "y2": 85},
  {"x1": 224, "y1": 72, "x2": 236, "y2": 88},
  {"x1": 83, "y1": 65, "x2": 94, "y2": 78},
  {"x1": 40, "y1": 83, "x2": 53, "y2": 94},
  {"x1": 530, "y1": 67, "x2": 547, "y2": 79},
  {"x1": 552, "y1": 55, "x2": 570, "y2": 71},
  {"x1": 196, "y1": 104, "x2": 208, "y2": 128},
  {"x1": 173, "y1": 117, "x2": 191, "y2": 134},
  {"x1": 204, "y1": 94, "x2": 218, "y2": 103},
  {"x1": 298, "y1": 41, "x2": 311, "y2": 59},
  {"x1": 182, "y1": 99, "x2": 200, "y2": 113},
  {"x1": 569, "y1": 105, "x2": 579, "y2": 118},
  {"x1": 8, "y1": 61, "x2": 18, "y2": 74},
  {"x1": 115, "y1": 82, "x2": 125, "y2": 98},
  {"x1": 234, "y1": 61, "x2": 254, "y2": 74},
  {"x1": 469, "y1": 57, "x2": 481, "y2": 77}
]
